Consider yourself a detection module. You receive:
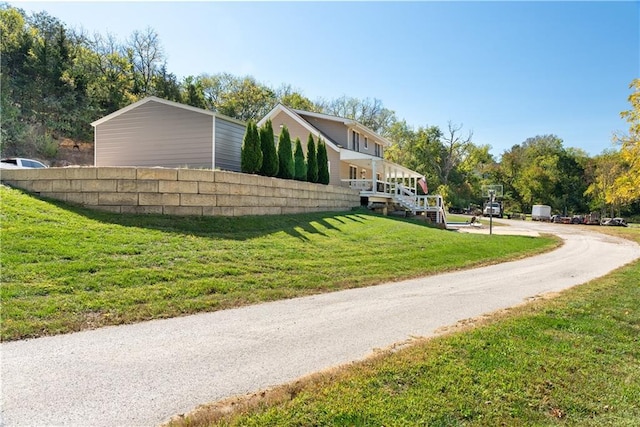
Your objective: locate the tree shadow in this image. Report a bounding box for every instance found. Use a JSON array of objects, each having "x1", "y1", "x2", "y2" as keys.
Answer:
[{"x1": 29, "y1": 191, "x2": 376, "y2": 242}]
